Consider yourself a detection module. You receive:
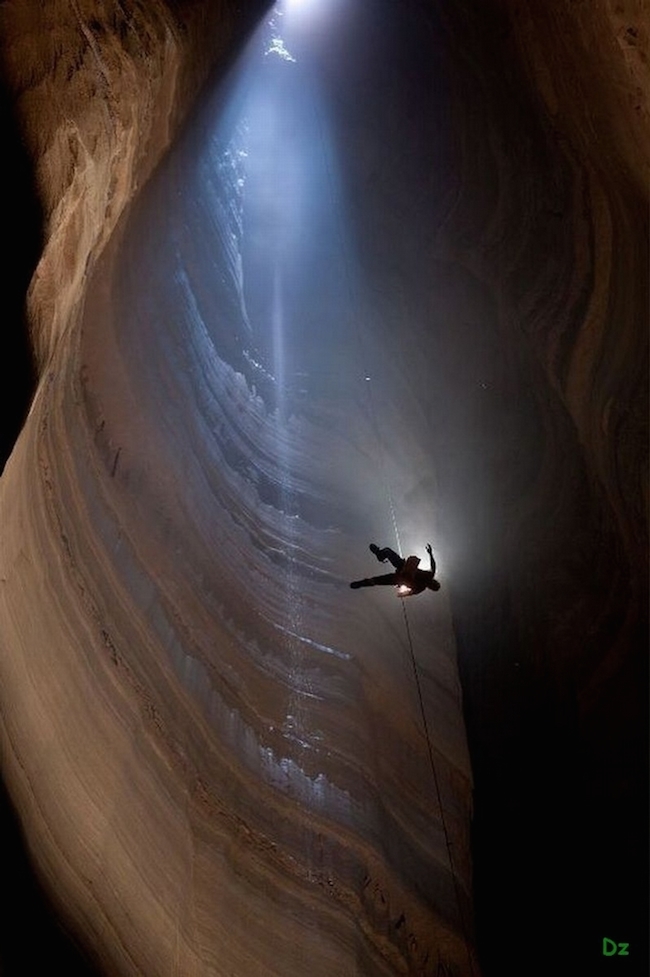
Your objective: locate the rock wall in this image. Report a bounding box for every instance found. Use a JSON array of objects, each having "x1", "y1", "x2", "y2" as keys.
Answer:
[
  {"x1": 1, "y1": 2, "x2": 478, "y2": 975},
  {"x1": 0, "y1": 0, "x2": 647, "y2": 975},
  {"x1": 0, "y1": 0, "x2": 266, "y2": 368},
  {"x1": 431, "y1": 1, "x2": 648, "y2": 970}
]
